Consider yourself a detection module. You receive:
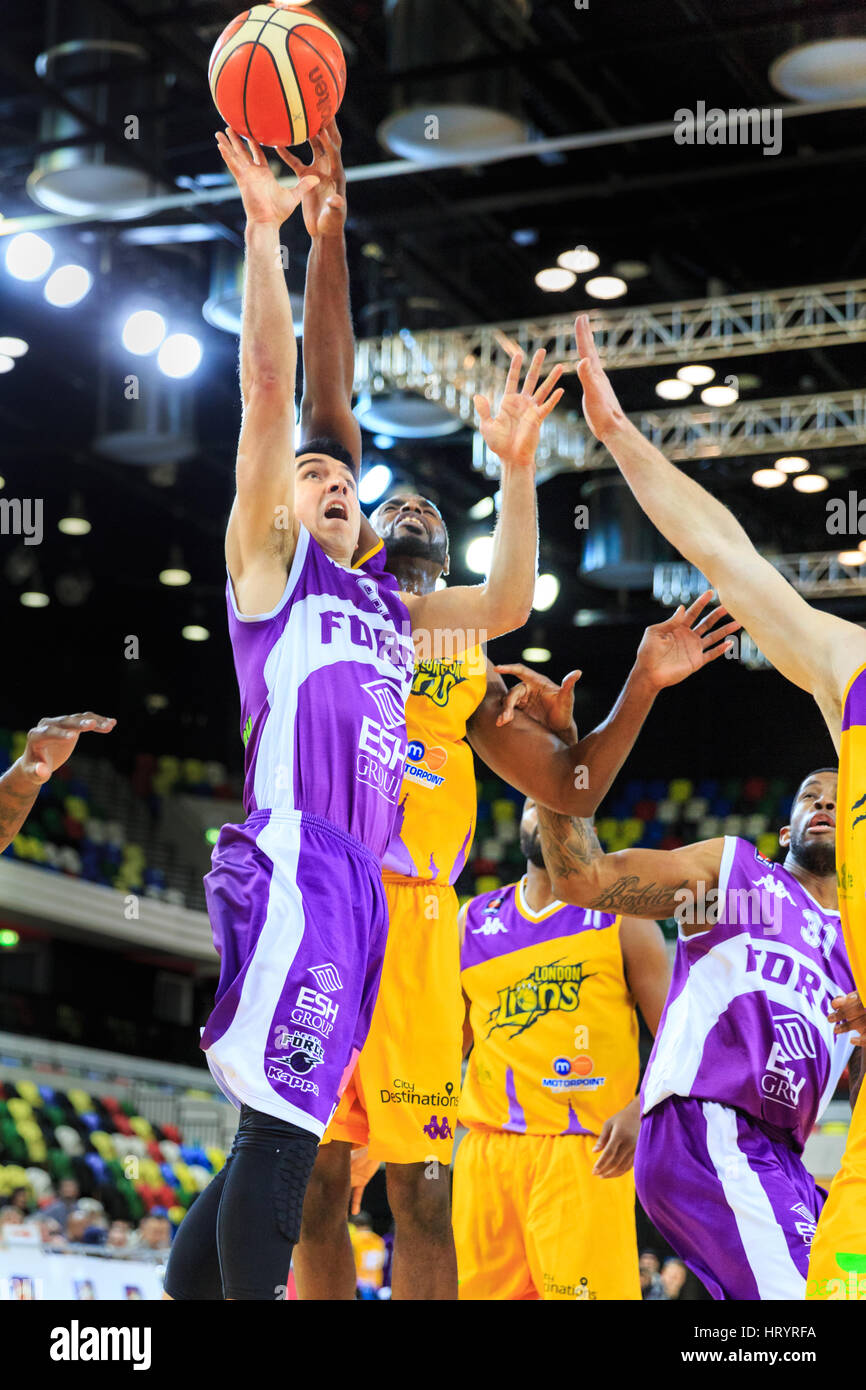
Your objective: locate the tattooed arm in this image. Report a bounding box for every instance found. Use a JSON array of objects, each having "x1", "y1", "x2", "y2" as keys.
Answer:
[
  {"x1": 0, "y1": 712, "x2": 116, "y2": 853},
  {"x1": 535, "y1": 805, "x2": 724, "y2": 935}
]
